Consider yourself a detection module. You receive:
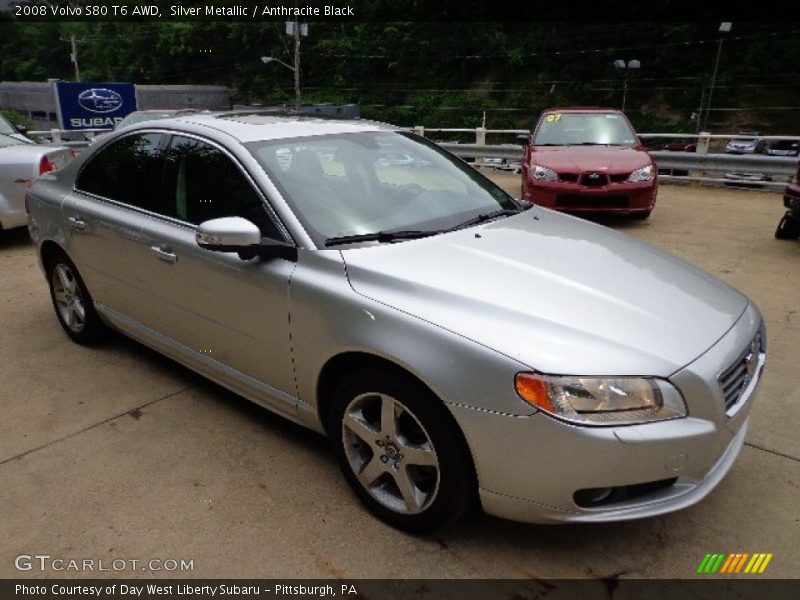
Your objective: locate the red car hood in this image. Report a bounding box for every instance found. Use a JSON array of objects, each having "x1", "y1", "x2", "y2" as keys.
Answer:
[{"x1": 531, "y1": 145, "x2": 651, "y2": 172}]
